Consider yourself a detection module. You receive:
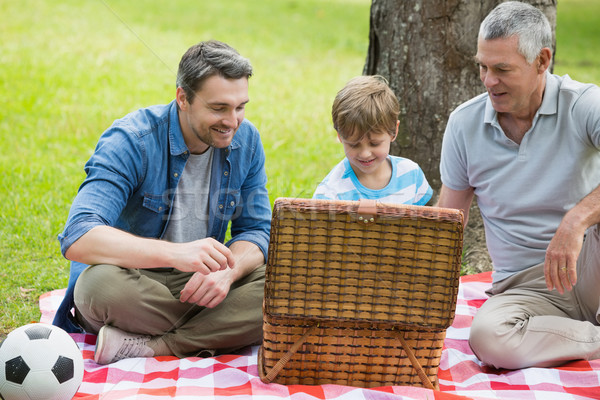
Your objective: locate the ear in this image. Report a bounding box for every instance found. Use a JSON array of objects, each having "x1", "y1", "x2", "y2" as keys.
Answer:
[
  {"x1": 537, "y1": 47, "x2": 552, "y2": 74},
  {"x1": 391, "y1": 120, "x2": 399, "y2": 142},
  {"x1": 176, "y1": 87, "x2": 188, "y2": 111}
]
